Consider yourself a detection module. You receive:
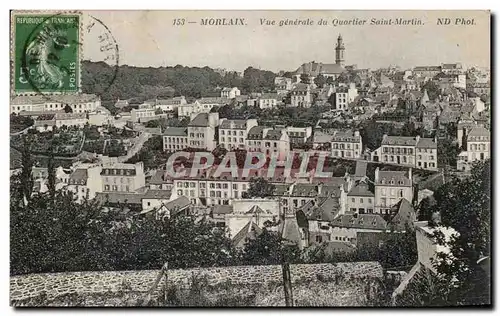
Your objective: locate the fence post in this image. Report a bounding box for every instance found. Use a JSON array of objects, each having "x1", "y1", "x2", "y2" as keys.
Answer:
[{"x1": 282, "y1": 262, "x2": 294, "y2": 307}]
